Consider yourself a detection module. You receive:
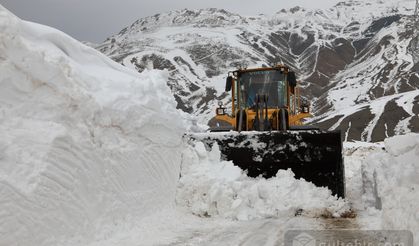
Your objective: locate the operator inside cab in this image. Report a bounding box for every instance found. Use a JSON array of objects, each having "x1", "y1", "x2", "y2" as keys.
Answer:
[{"x1": 239, "y1": 69, "x2": 288, "y2": 109}]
